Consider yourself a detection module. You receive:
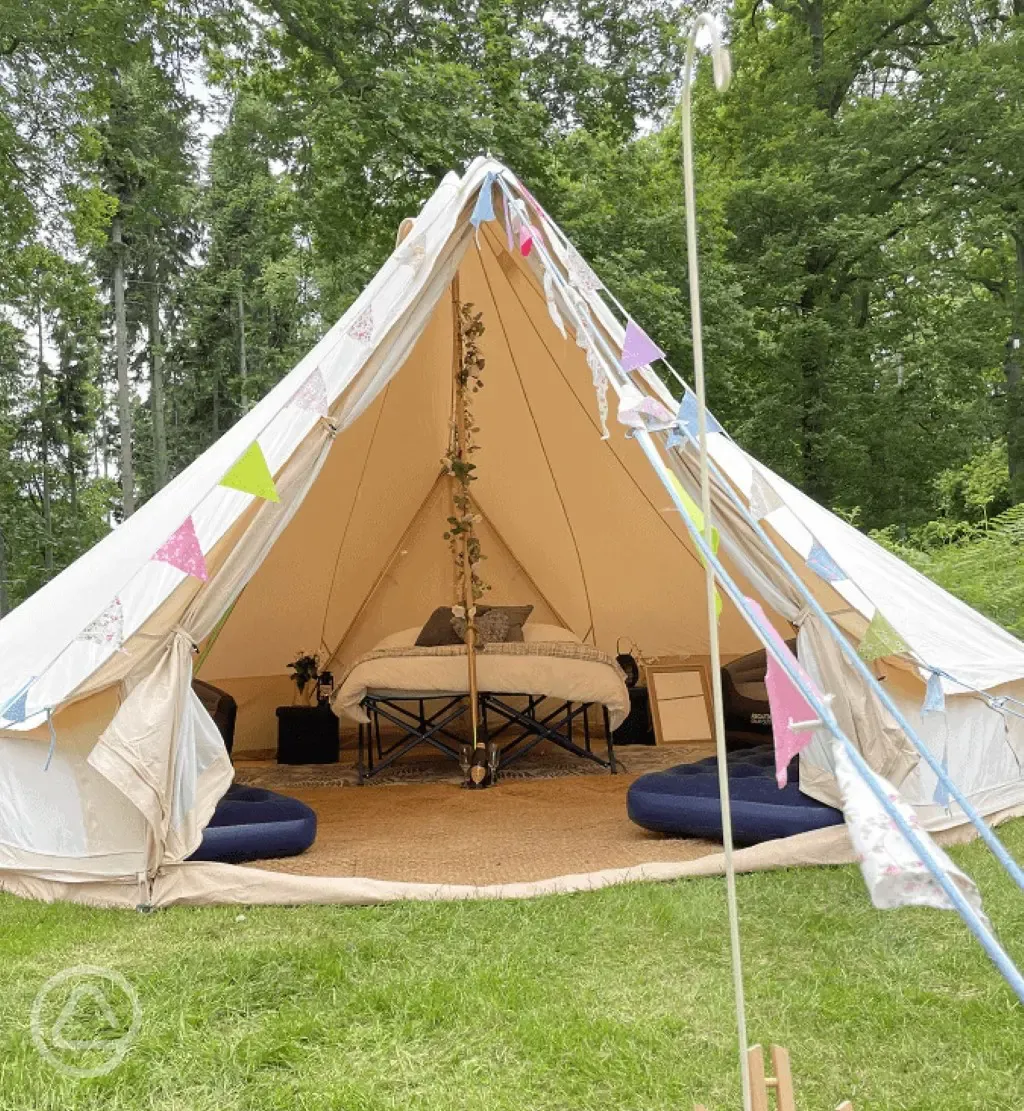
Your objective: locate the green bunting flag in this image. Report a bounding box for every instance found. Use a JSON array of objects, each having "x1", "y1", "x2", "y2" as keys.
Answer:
[
  {"x1": 857, "y1": 609, "x2": 910, "y2": 662},
  {"x1": 668, "y1": 473, "x2": 722, "y2": 618},
  {"x1": 220, "y1": 443, "x2": 279, "y2": 503}
]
